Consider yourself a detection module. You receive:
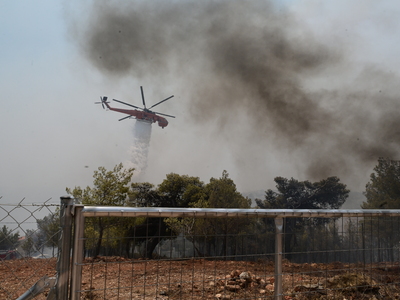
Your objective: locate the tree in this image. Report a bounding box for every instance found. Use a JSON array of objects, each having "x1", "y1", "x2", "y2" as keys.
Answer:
[
  {"x1": 127, "y1": 174, "x2": 205, "y2": 258},
  {"x1": 67, "y1": 163, "x2": 134, "y2": 206},
  {"x1": 157, "y1": 173, "x2": 205, "y2": 207},
  {"x1": 128, "y1": 173, "x2": 205, "y2": 208},
  {"x1": 256, "y1": 176, "x2": 349, "y2": 260},
  {"x1": 361, "y1": 158, "x2": 400, "y2": 262},
  {"x1": 257, "y1": 176, "x2": 349, "y2": 210},
  {"x1": 362, "y1": 157, "x2": 400, "y2": 209},
  {"x1": 21, "y1": 229, "x2": 37, "y2": 257},
  {"x1": 129, "y1": 182, "x2": 161, "y2": 207},
  {"x1": 66, "y1": 163, "x2": 135, "y2": 257},
  {"x1": 36, "y1": 209, "x2": 60, "y2": 256},
  {"x1": 203, "y1": 171, "x2": 252, "y2": 257},
  {"x1": 0, "y1": 225, "x2": 20, "y2": 250},
  {"x1": 206, "y1": 170, "x2": 251, "y2": 209},
  {"x1": 166, "y1": 171, "x2": 252, "y2": 257}
]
